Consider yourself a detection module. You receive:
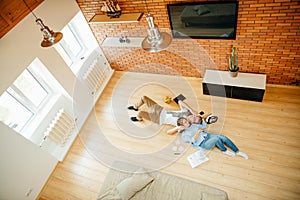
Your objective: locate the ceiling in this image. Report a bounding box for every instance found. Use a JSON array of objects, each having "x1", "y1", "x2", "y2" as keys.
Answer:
[{"x1": 0, "y1": 0, "x2": 44, "y2": 39}]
